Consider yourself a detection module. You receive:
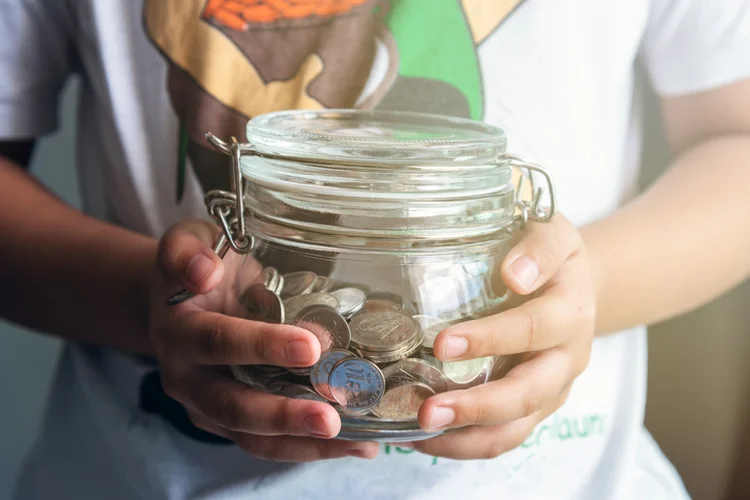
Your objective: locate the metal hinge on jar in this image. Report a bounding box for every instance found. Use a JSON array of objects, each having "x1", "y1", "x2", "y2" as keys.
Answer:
[{"x1": 505, "y1": 154, "x2": 557, "y2": 229}]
